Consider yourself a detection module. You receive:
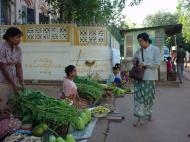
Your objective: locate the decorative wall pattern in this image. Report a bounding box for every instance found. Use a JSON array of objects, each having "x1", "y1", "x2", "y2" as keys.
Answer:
[
  {"x1": 0, "y1": 24, "x2": 119, "y2": 47},
  {"x1": 0, "y1": 27, "x2": 8, "y2": 40},
  {"x1": 26, "y1": 26, "x2": 69, "y2": 41},
  {"x1": 79, "y1": 28, "x2": 107, "y2": 45}
]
